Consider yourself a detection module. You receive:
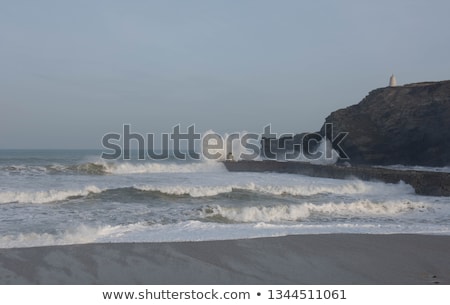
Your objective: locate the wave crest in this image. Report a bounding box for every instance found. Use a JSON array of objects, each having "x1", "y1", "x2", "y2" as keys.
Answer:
[
  {"x1": 134, "y1": 180, "x2": 412, "y2": 198},
  {"x1": 105, "y1": 160, "x2": 225, "y2": 174},
  {"x1": 1, "y1": 160, "x2": 226, "y2": 176},
  {"x1": 202, "y1": 200, "x2": 430, "y2": 223},
  {"x1": 0, "y1": 186, "x2": 102, "y2": 204}
]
